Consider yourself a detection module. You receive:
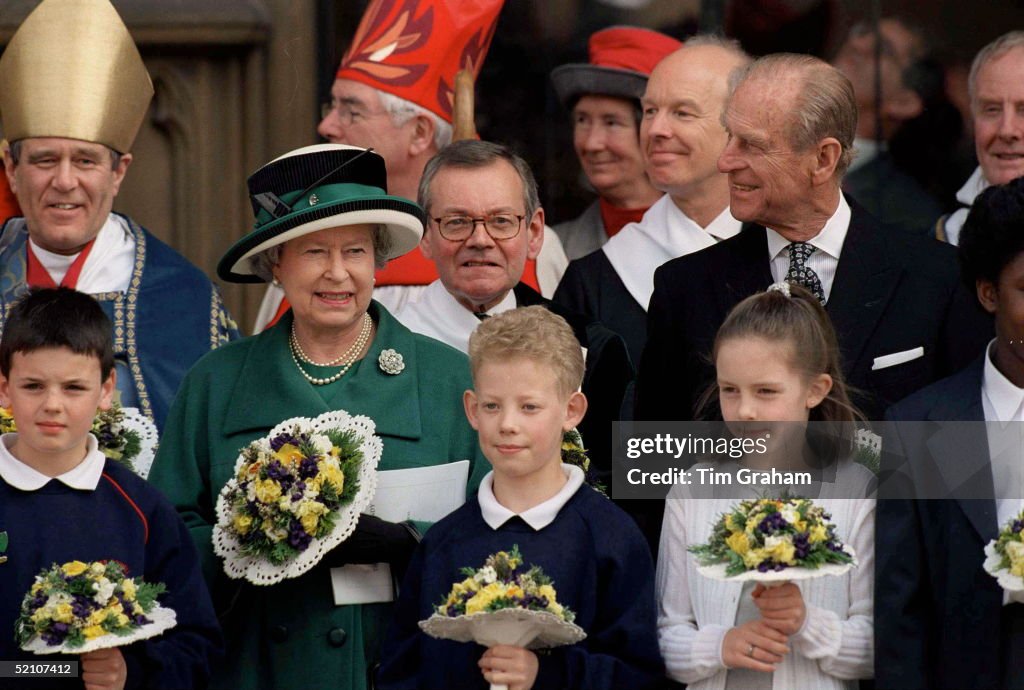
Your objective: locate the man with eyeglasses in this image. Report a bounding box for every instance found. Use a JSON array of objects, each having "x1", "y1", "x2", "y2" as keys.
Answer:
[
  {"x1": 253, "y1": 0, "x2": 568, "y2": 330},
  {"x1": 399, "y1": 140, "x2": 633, "y2": 494}
]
